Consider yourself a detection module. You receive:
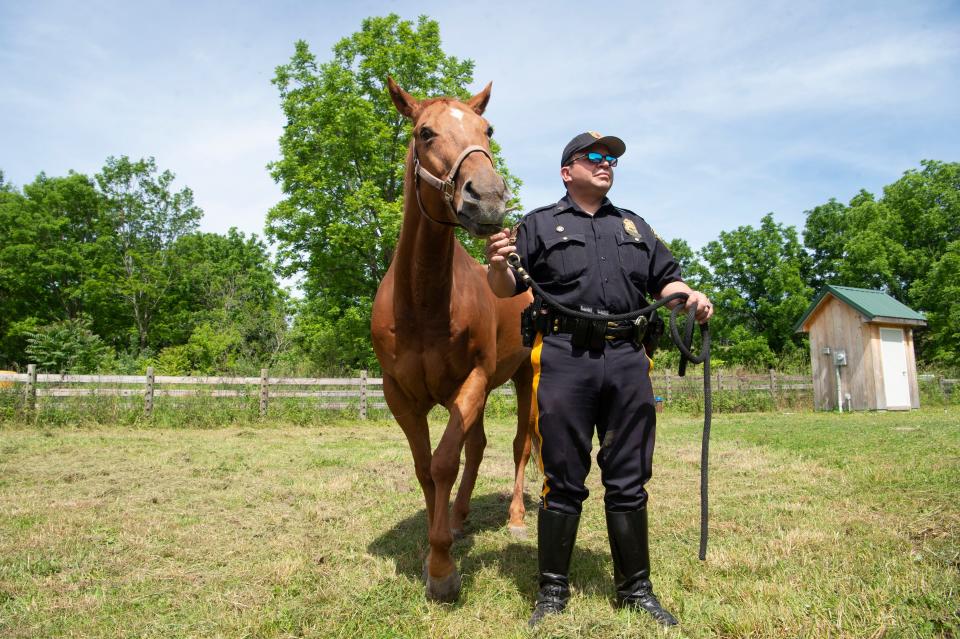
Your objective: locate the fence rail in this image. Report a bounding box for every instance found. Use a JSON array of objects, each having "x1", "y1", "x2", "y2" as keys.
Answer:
[{"x1": 0, "y1": 367, "x2": 833, "y2": 419}]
